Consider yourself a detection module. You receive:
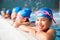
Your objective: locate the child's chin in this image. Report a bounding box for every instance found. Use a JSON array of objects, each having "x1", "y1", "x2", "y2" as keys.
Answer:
[{"x1": 40, "y1": 28, "x2": 45, "y2": 31}]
